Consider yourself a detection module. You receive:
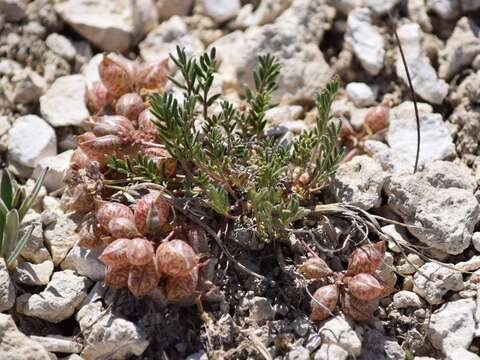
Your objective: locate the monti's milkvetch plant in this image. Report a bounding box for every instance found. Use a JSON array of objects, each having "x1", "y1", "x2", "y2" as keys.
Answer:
[{"x1": 0, "y1": 168, "x2": 48, "y2": 269}]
